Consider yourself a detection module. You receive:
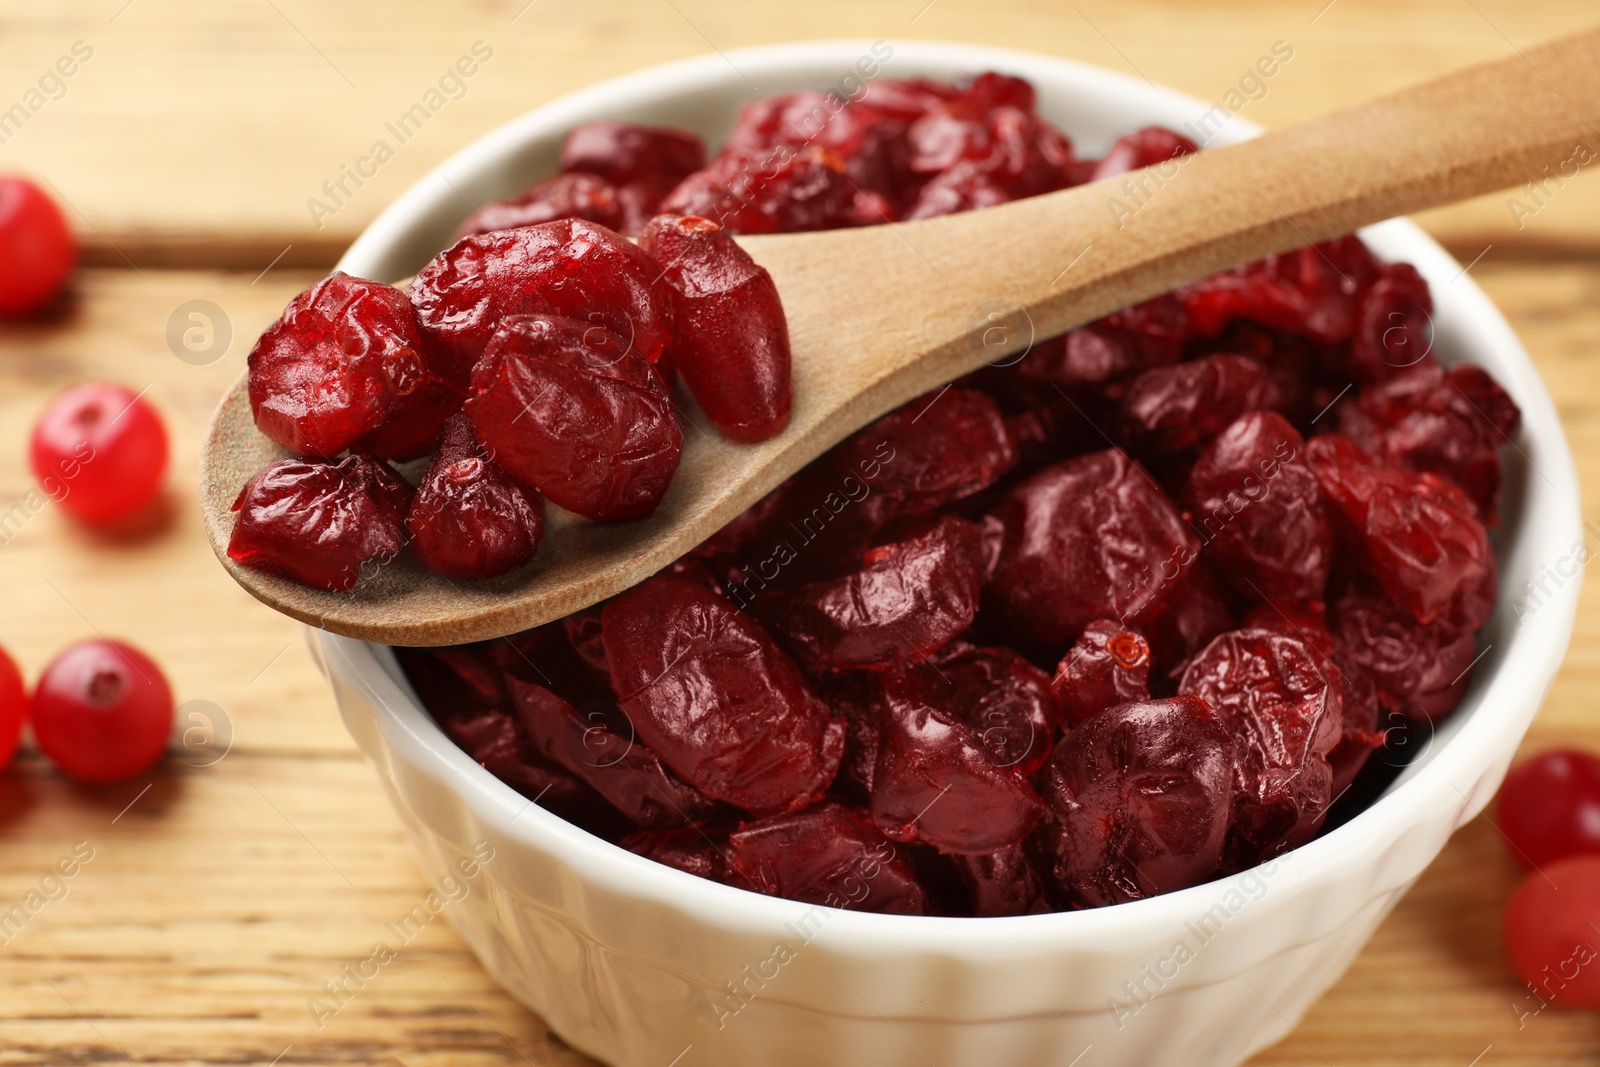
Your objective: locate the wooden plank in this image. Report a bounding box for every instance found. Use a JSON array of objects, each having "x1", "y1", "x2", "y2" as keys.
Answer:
[
  {"x1": 0, "y1": 260, "x2": 1597, "y2": 1064},
  {"x1": 0, "y1": 0, "x2": 1596, "y2": 268}
]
